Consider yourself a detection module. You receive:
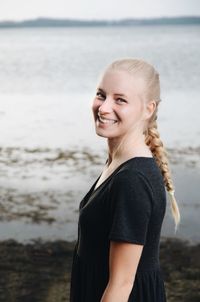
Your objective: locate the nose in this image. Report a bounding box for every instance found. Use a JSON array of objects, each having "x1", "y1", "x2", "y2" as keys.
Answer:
[{"x1": 98, "y1": 97, "x2": 113, "y2": 114}]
